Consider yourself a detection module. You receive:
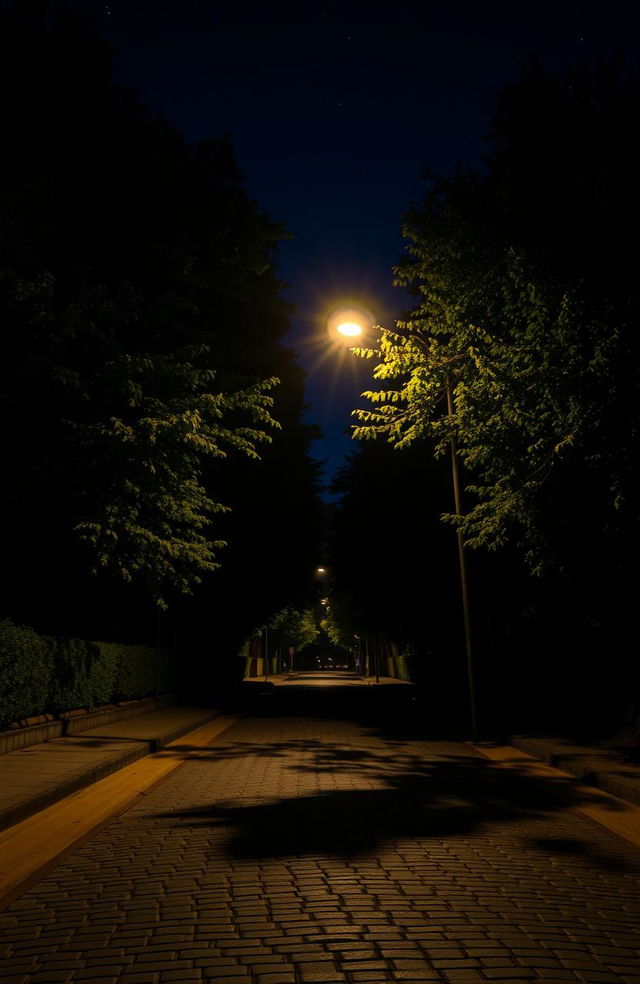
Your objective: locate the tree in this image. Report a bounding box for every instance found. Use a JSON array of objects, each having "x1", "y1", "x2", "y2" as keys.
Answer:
[
  {"x1": 352, "y1": 60, "x2": 640, "y2": 733},
  {"x1": 0, "y1": 4, "x2": 321, "y2": 645},
  {"x1": 353, "y1": 249, "x2": 618, "y2": 574},
  {"x1": 355, "y1": 60, "x2": 640, "y2": 575},
  {"x1": 239, "y1": 606, "x2": 319, "y2": 677},
  {"x1": 3, "y1": 268, "x2": 280, "y2": 608},
  {"x1": 320, "y1": 604, "x2": 357, "y2": 650},
  {"x1": 266, "y1": 607, "x2": 319, "y2": 653}
]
